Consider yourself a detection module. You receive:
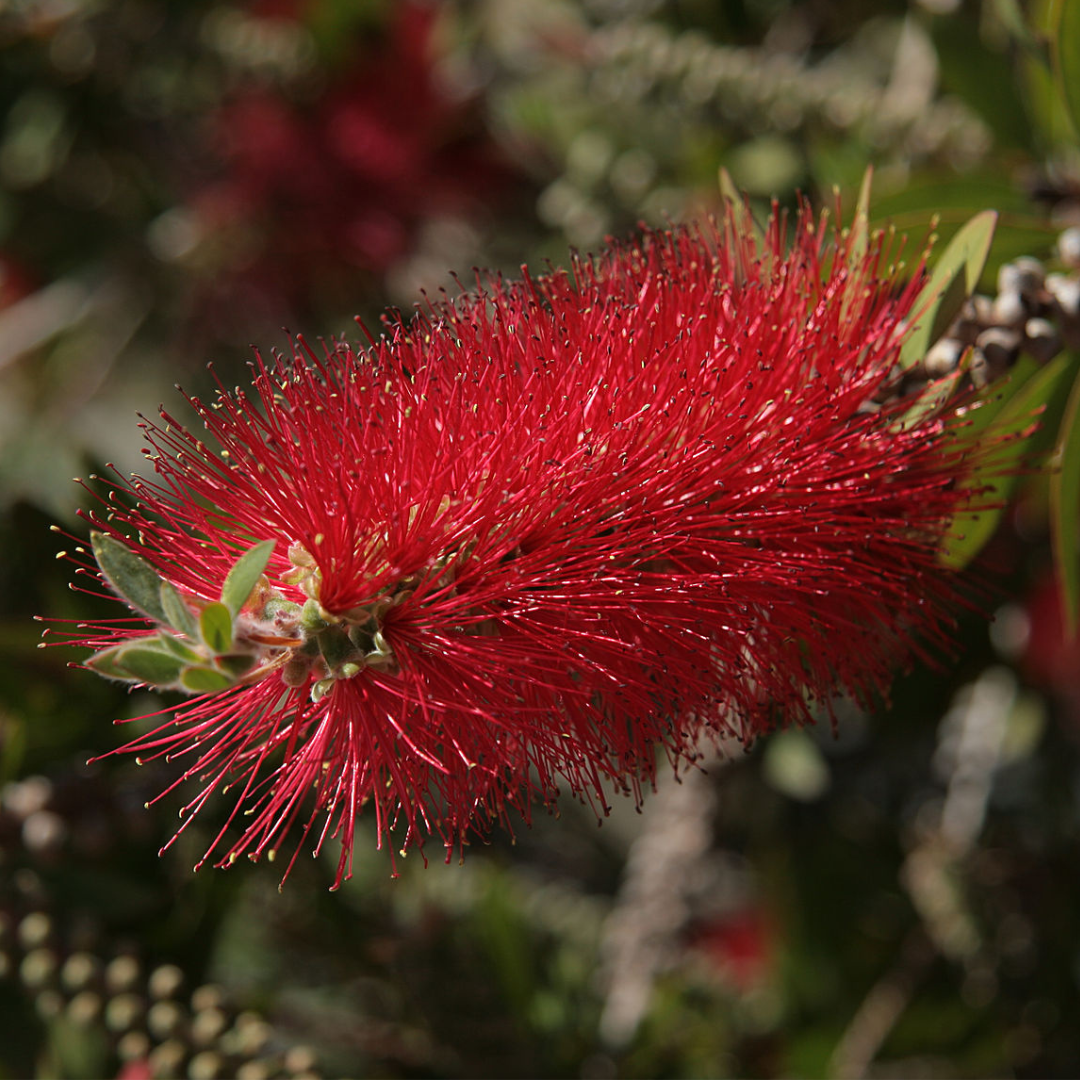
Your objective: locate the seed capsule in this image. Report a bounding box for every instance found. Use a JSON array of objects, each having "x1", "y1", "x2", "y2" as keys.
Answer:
[{"x1": 1023, "y1": 318, "x2": 1062, "y2": 364}]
